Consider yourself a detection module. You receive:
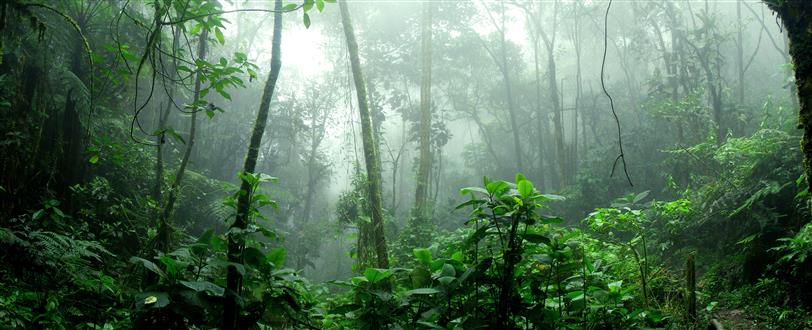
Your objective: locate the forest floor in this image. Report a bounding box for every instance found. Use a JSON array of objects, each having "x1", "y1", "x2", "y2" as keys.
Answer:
[{"x1": 712, "y1": 308, "x2": 761, "y2": 330}]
